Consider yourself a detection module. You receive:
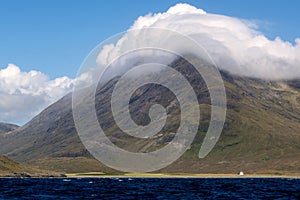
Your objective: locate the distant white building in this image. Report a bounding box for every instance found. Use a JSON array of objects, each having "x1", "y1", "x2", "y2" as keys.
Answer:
[{"x1": 239, "y1": 171, "x2": 244, "y2": 176}]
